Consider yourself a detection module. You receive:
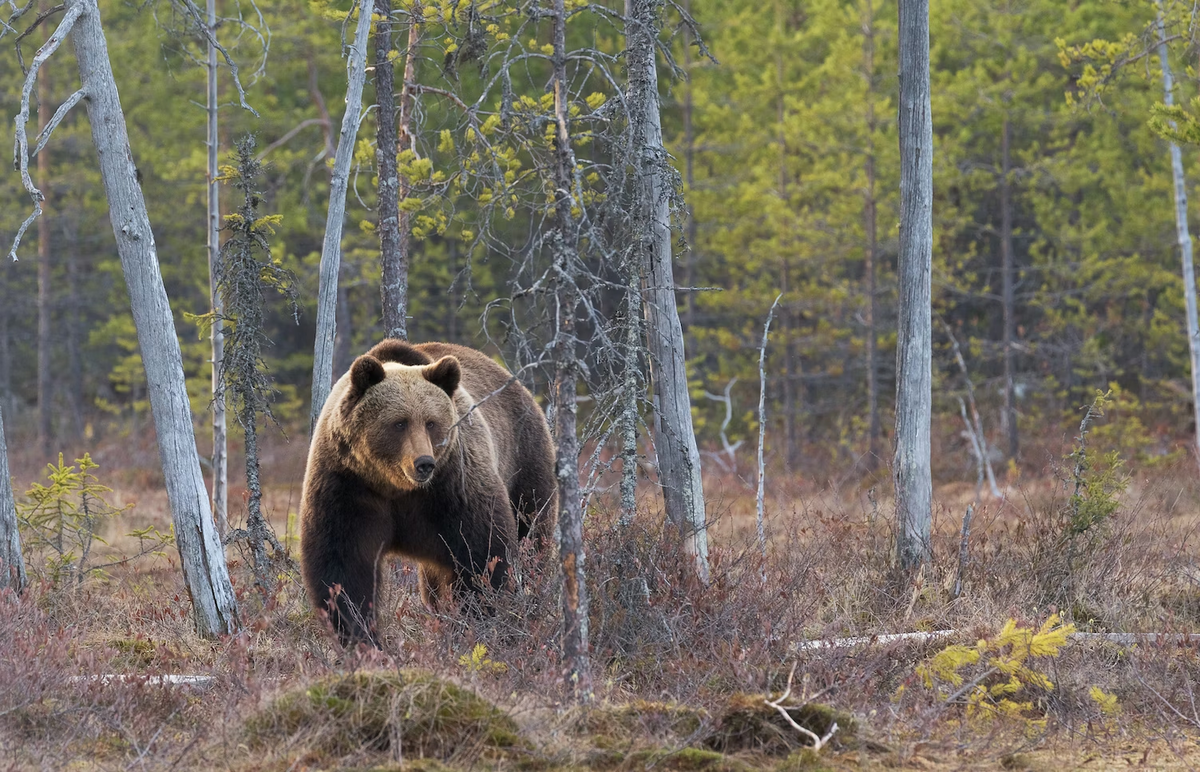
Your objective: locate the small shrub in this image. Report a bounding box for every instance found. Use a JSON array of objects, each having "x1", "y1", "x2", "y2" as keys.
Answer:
[{"x1": 17, "y1": 453, "x2": 170, "y2": 587}]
